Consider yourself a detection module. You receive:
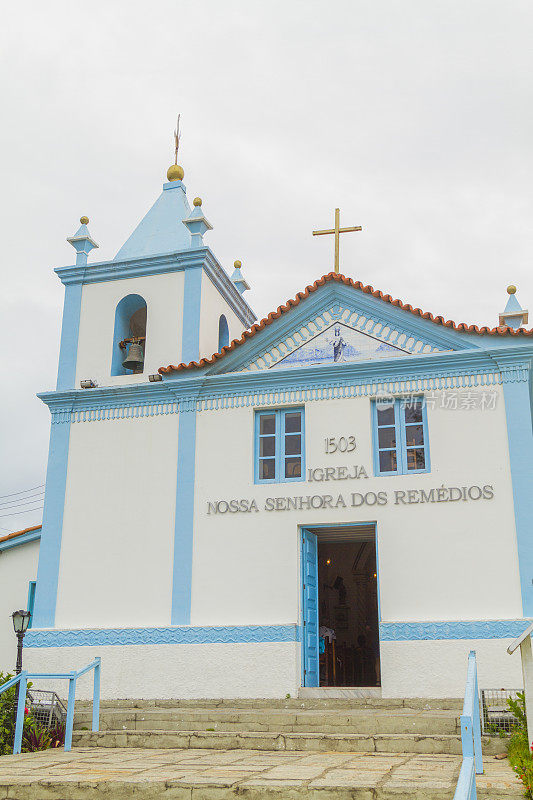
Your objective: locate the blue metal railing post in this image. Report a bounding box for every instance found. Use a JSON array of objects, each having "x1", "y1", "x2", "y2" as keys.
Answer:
[
  {"x1": 92, "y1": 657, "x2": 101, "y2": 732},
  {"x1": 64, "y1": 674, "x2": 77, "y2": 752},
  {"x1": 454, "y1": 651, "x2": 483, "y2": 799},
  {"x1": 472, "y1": 656, "x2": 483, "y2": 775},
  {"x1": 460, "y1": 713, "x2": 474, "y2": 760},
  {"x1": 13, "y1": 672, "x2": 27, "y2": 755}
]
